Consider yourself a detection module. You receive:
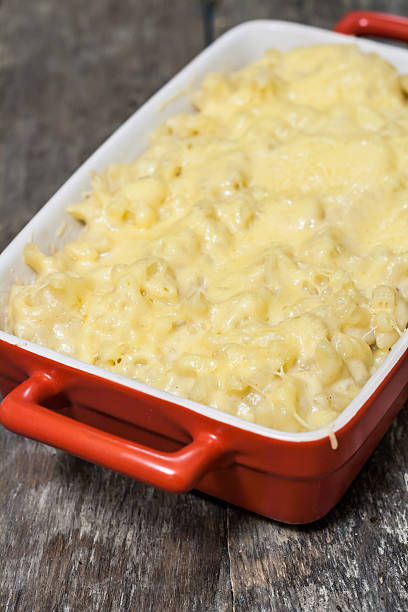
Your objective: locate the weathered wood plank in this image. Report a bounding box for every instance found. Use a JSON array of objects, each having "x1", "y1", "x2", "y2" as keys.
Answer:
[
  {"x1": 216, "y1": 0, "x2": 408, "y2": 33},
  {"x1": 0, "y1": 0, "x2": 204, "y2": 252},
  {"x1": 0, "y1": 433, "x2": 231, "y2": 611},
  {"x1": 227, "y1": 408, "x2": 408, "y2": 612}
]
